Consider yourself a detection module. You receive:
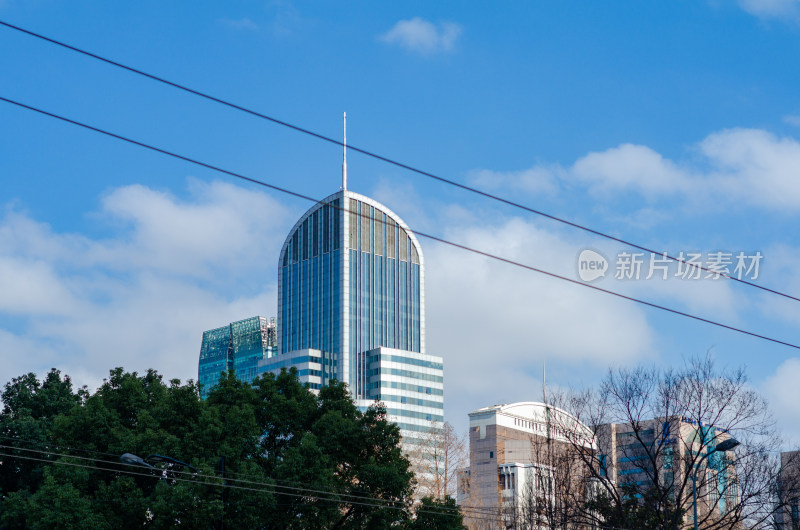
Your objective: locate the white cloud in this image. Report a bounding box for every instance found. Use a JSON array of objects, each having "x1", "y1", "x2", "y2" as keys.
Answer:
[
  {"x1": 0, "y1": 257, "x2": 83, "y2": 316},
  {"x1": 572, "y1": 143, "x2": 692, "y2": 199},
  {"x1": 88, "y1": 180, "x2": 289, "y2": 278},
  {"x1": 763, "y1": 358, "x2": 800, "y2": 444},
  {"x1": 737, "y1": 0, "x2": 800, "y2": 21},
  {"x1": 700, "y1": 128, "x2": 800, "y2": 209},
  {"x1": 0, "y1": 180, "x2": 292, "y2": 390},
  {"x1": 219, "y1": 17, "x2": 259, "y2": 31},
  {"x1": 784, "y1": 114, "x2": 800, "y2": 126},
  {"x1": 485, "y1": 127, "x2": 800, "y2": 211},
  {"x1": 748, "y1": 243, "x2": 800, "y2": 327},
  {"x1": 425, "y1": 216, "x2": 657, "y2": 421},
  {"x1": 265, "y1": 0, "x2": 306, "y2": 37},
  {"x1": 0, "y1": 330, "x2": 59, "y2": 383},
  {"x1": 469, "y1": 165, "x2": 561, "y2": 197},
  {"x1": 379, "y1": 17, "x2": 462, "y2": 55}
]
